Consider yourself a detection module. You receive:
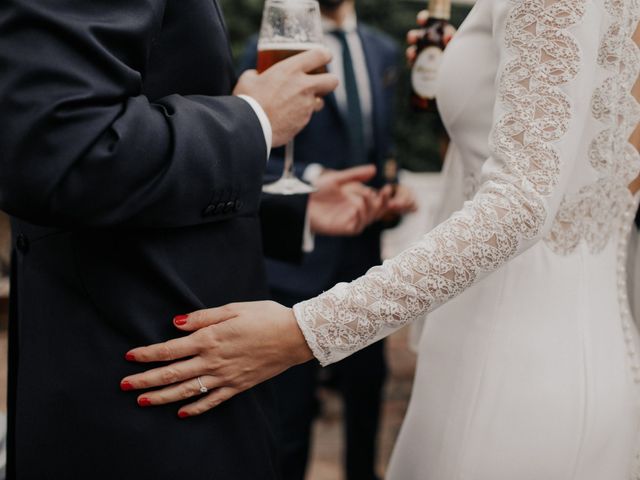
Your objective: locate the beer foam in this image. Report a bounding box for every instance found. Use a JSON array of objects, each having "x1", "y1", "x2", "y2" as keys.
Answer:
[{"x1": 258, "y1": 42, "x2": 326, "y2": 52}]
